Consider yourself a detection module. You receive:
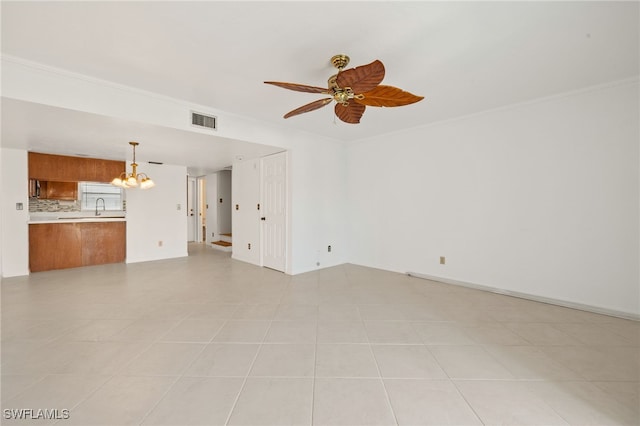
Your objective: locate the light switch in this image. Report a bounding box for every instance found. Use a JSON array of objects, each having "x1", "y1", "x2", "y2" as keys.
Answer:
[{"x1": 16, "y1": 202, "x2": 23, "y2": 210}]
